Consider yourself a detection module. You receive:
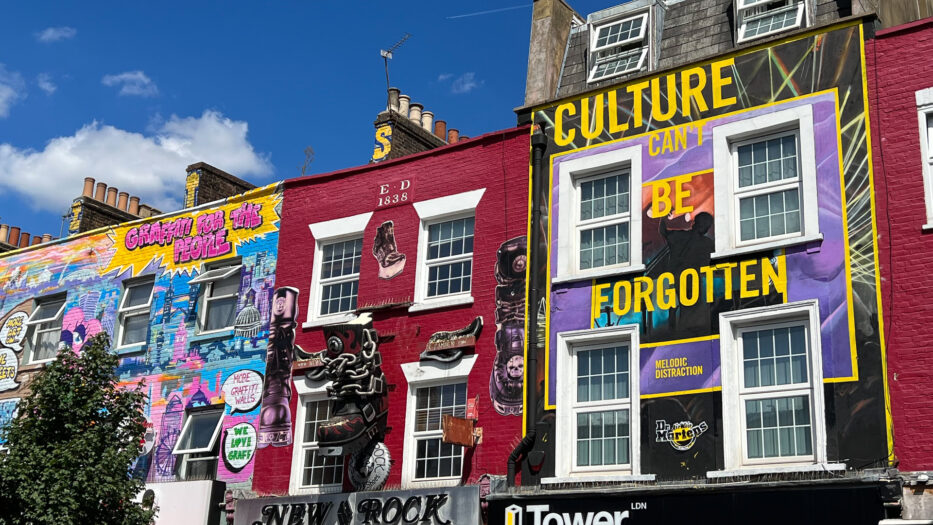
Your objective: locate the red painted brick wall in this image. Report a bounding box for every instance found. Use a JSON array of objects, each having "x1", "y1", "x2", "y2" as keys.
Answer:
[
  {"x1": 253, "y1": 127, "x2": 529, "y2": 494},
  {"x1": 866, "y1": 17, "x2": 933, "y2": 471}
]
